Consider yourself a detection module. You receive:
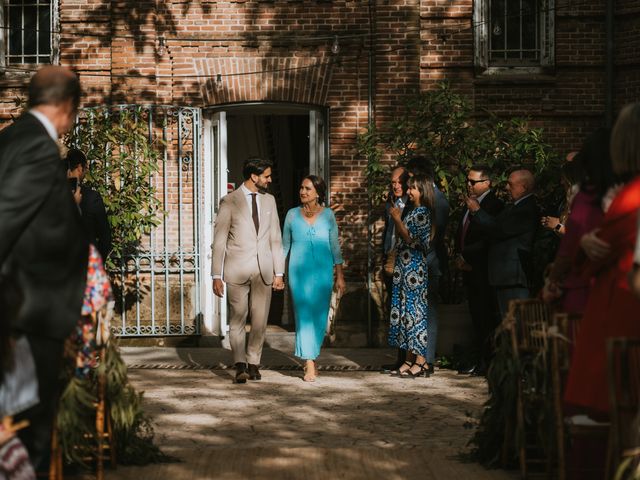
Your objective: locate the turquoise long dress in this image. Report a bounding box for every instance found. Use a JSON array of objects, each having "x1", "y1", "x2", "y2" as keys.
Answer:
[{"x1": 283, "y1": 207, "x2": 343, "y2": 360}]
